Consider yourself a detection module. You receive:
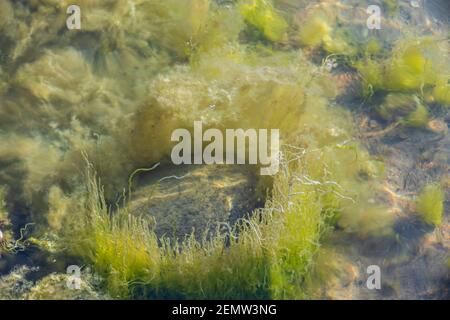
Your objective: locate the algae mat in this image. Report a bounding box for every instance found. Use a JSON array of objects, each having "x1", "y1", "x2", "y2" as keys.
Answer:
[{"x1": 0, "y1": 0, "x2": 449, "y2": 300}]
